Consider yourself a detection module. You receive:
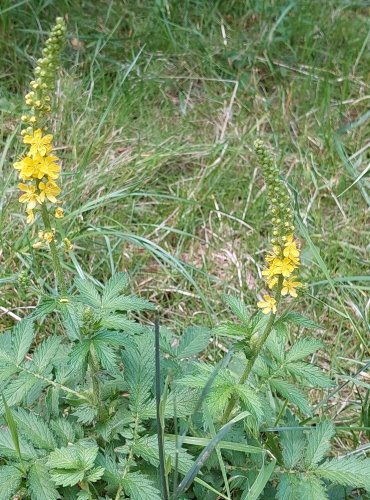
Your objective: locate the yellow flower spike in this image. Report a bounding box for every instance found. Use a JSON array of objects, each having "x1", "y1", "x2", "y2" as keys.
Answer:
[
  {"x1": 257, "y1": 295, "x2": 277, "y2": 314},
  {"x1": 23, "y1": 129, "x2": 53, "y2": 157},
  {"x1": 55, "y1": 207, "x2": 64, "y2": 218},
  {"x1": 37, "y1": 180, "x2": 61, "y2": 203},
  {"x1": 281, "y1": 276, "x2": 302, "y2": 298},
  {"x1": 18, "y1": 183, "x2": 38, "y2": 210},
  {"x1": 283, "y1": 234, "x2": 300, "y2": 260}
]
